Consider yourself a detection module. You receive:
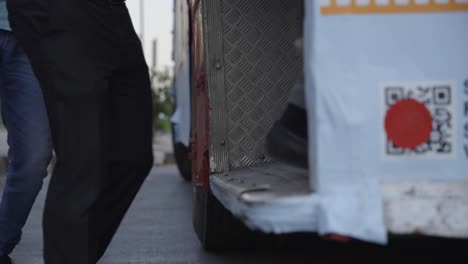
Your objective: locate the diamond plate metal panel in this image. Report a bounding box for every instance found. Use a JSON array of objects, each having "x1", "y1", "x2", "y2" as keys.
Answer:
[
  {"x1": 223, "y1": 0, "x2": 303, "y2": 169},
  {"x1": 205, "y1": 0, "x2": 303, "y2": 171}
]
